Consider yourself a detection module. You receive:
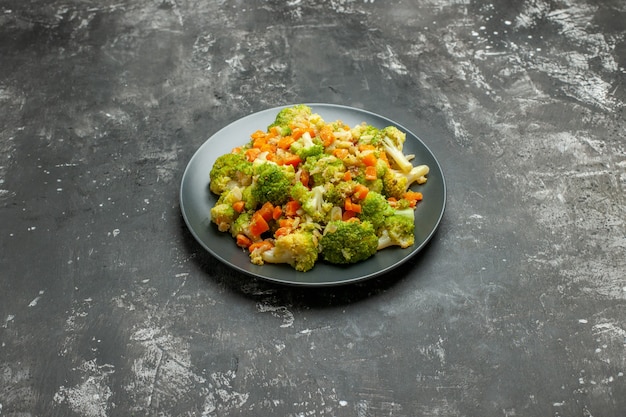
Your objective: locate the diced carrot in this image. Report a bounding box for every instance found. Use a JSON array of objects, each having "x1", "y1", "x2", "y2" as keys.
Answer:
[
  {"x1": 248, "y1": 240, "x2": 273, "y2": 252},
  {"x1": 365, "y1": 165, "x2": 377, "y2": 181},
  {"x1": 279, "y1": 218, "x2": 295, "y2": 228},
  {"x1": 333, "y1": 148, "x2": 349, "y2": 159},
  {"x1": 278, "y1": 135, "x2": 295, "y2": 150},
  {"x1": 274, "y1": 227, "x2": 291, "y2": 237},
  {"x1": 342, "y1": 210, "x2": 357, "y2": 221},
  {"x1": 361, "y1": 152, "x2": 377, "y2": 167},
  {"x1": 233, "y1": 200, "x2": 246, "y2": 213},
  {"x1": 279, "y1": 152, "x2": 302, "y2": 167},
  {"x1": 300, "y1": 170, "x2": 310, "y2": 187},
  {"x1": 319, "y1": 125, "x2": 335, "y2": 147},
  {"x1": 259, "y1": 143, "x2": 276, "y2": 153},
  {"x1": 343, "y1": 171, "x2": 352, "y2": 182},
  {"x1": 351, "y1": 203, "x2": 361, "y2": 213},
  {"x1": 250, "y1": 212, "x2": 270, "y2": 236},
  {"x1": 358, "y1": 144, "x2": 376, "y2": 152},
  {"x1": 231, "y1": 146, "x2": 242, "y2": 154},
  {"x1": 236, "y1": 234, "x2": 252, "y2": 248},
  {"x1": 404, "y1": 191, "x2": 423, "y2": 202},
  {"x1": 245, "y1": 147, "x2": 261, "y2": 162},
  {"x1": 284, "y1": 200, "x2": 301, "y2": 217},
  {"x1": 250, "y1": 130, "x2": 267, "y2": 140},
  {"x1": 272, "y1": 205, "x2": 283, "y2": 220},
  {"x1": 353, "y1": 184, "x2": 369, "y2": 200},
  {"x1": 344, "y1": 198, "x2": 361, "y2": 213},
  {"x1": 257, "y1": 202, "x2": 275, "y2": 222}
]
